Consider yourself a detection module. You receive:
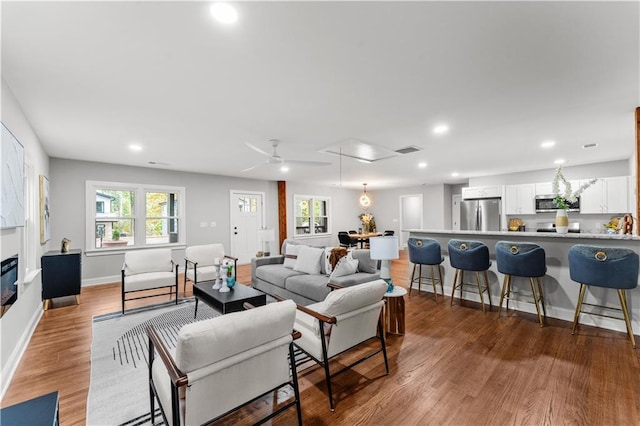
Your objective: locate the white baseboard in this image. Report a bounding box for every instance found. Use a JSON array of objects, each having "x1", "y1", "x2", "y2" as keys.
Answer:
[
  {"x1": 82, "y1": 275, "x2": 121, "y2": 287},
  {"x1": 0, "y1": 306, "x2": 43, "y2": 399}
]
